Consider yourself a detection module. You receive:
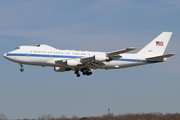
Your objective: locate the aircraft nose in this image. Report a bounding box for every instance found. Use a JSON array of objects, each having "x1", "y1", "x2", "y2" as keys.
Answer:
[
  {"x1": 3, "y1": 53, "x2": 7, "y2": 58},
  {"x1": 3, "y1": 53, "x2": 6, "y2": 57},
  {"x1": 3, "y1": 52, "x2": 16, "y2": 61}
]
